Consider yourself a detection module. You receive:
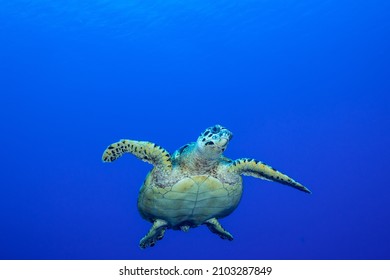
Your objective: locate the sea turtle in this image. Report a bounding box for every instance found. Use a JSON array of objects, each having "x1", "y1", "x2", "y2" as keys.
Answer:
[{"x1": 102, "y1": 125, "x2": 310, "y2": 249}]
